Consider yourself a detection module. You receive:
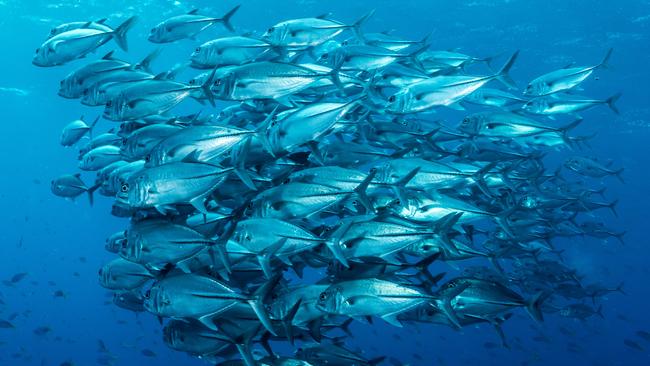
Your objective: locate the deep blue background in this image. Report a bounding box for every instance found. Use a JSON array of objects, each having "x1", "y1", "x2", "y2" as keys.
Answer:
[{"x1": 0, "y1": 0, "x2": 648, "y2": 365}]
